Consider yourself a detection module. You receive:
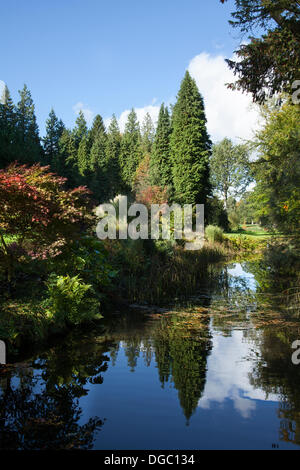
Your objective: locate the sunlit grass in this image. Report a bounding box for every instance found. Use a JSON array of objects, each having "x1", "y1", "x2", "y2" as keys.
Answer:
[{"x1": 225, "y1": 224, "x2": 282, "y2": 239}]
